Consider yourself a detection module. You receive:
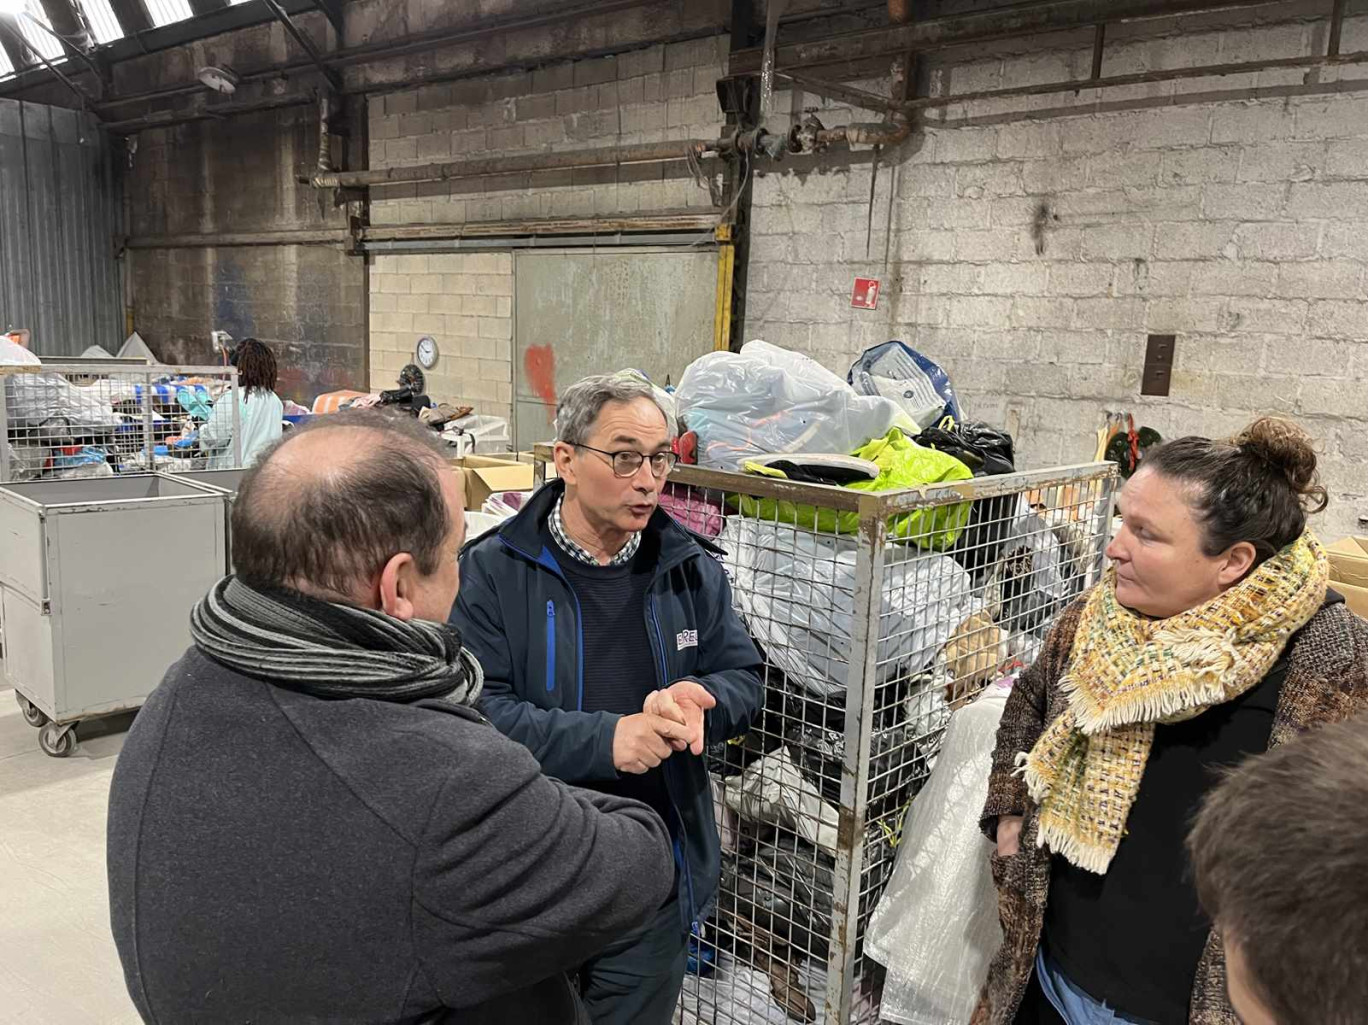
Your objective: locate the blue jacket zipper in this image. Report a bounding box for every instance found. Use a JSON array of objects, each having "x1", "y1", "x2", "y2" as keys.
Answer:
[
  {"x1": 544, "y1": 600, "x2": 556, "y2": 693},
  {"x1": 499, "y1": 536, "x2": 586, "y2": 711}
]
